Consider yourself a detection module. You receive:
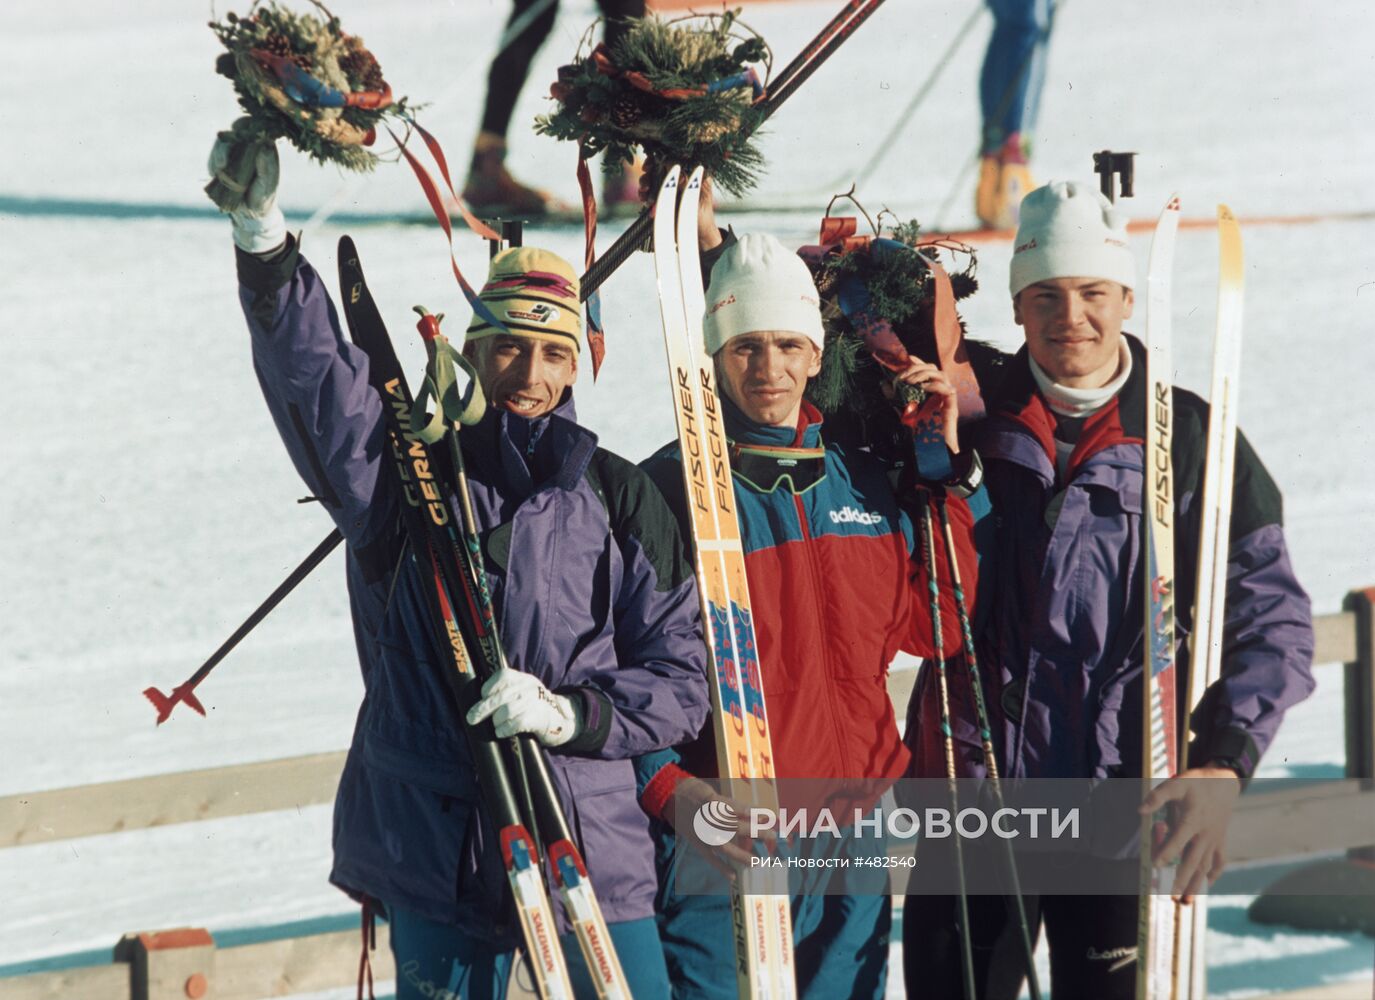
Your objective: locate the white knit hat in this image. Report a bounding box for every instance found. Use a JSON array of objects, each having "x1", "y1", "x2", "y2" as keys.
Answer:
[
  {"x1": 1008, "y1": 181, "x2": 1136, "y2": 296},
  {"x1": 703, "y1": 233, "x2": 825, "y2": 354}
]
